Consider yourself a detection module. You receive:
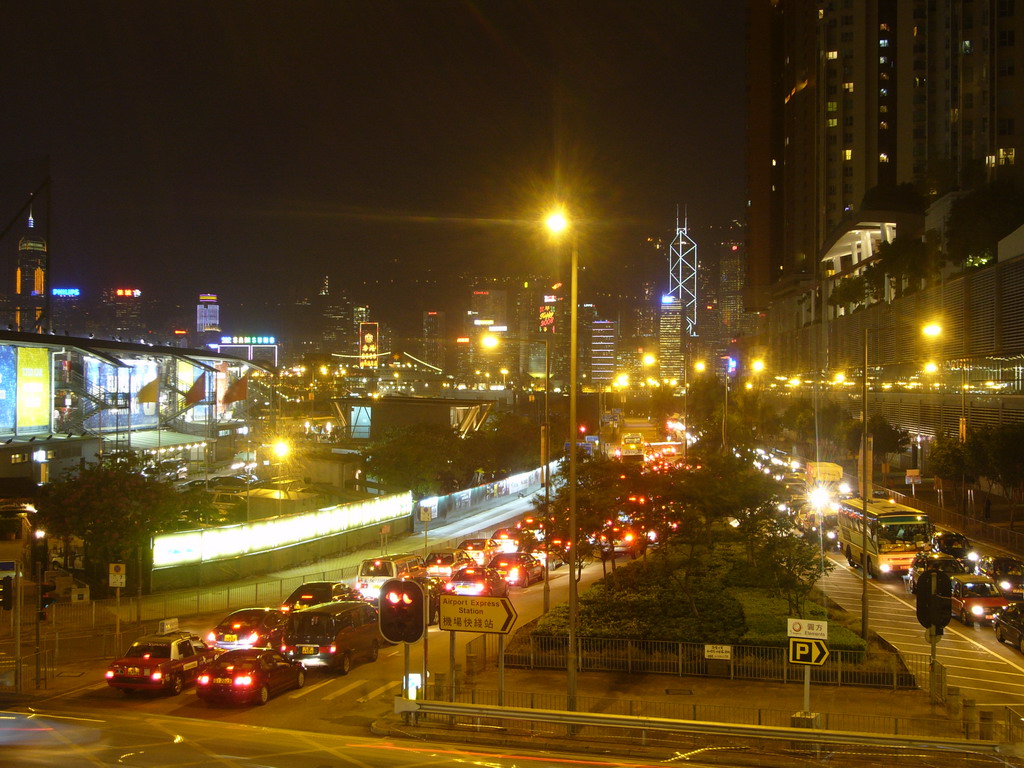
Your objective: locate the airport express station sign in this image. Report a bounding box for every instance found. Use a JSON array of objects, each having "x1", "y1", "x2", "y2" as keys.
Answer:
[{"x1": 439, "y1": 595, "x2": 517, "y2": 635}]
